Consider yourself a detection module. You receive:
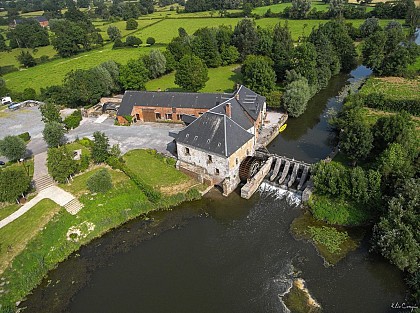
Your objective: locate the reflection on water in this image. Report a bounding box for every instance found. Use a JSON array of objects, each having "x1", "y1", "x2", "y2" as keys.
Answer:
[{"x1": 268, "y1": 66, "x2": 372, "y2": 163}]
